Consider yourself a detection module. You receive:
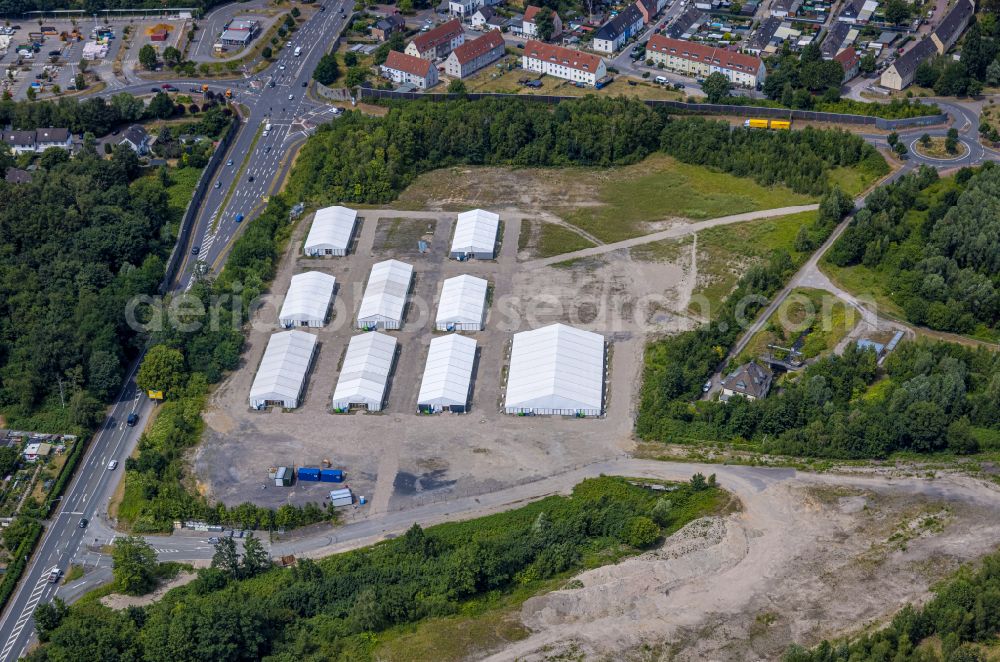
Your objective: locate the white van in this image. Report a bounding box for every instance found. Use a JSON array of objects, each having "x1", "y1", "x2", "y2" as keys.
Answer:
[
  {"x1": 294, "y1": 46, "x2": 302, "y2": 57},
  {"x1": 655, "y1": 75, "x2": 669, "y2": 84}
]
